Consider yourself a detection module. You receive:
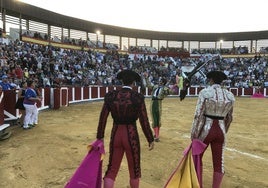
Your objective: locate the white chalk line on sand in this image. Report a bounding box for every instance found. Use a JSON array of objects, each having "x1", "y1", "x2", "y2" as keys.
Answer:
[
  {"x1": 181, "y1": 134, "x2": 267, "y2": 162},
  {"x1": 225, "y1": 147, "x2": 267, "y2": 161}
]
